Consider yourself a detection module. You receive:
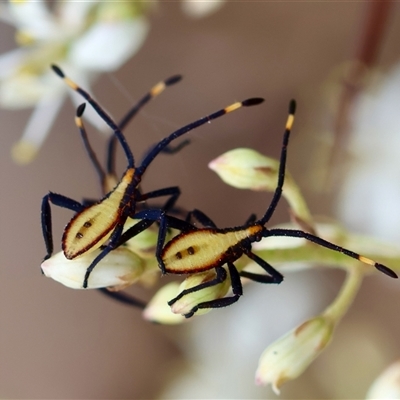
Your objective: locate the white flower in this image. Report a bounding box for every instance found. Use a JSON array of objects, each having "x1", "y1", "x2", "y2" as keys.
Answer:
[
  {"x1": 337, "y1": 62, "x2": 400, "y2": 243},
  {"x1": 41, "y1": 247, "x2": 144, "y2": 290},
  {"x1": 1, "y1": 1, "x2": 150, "y2": 163}
]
